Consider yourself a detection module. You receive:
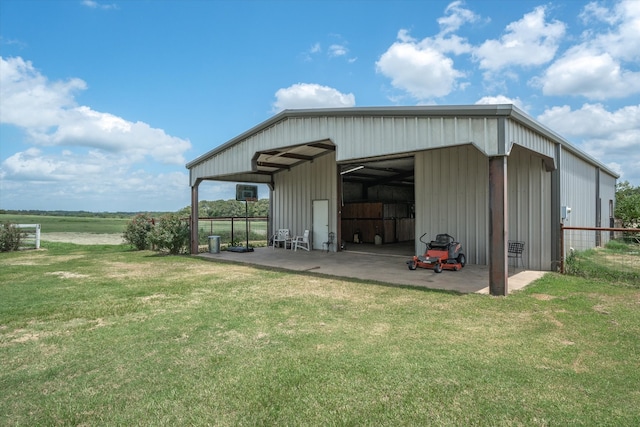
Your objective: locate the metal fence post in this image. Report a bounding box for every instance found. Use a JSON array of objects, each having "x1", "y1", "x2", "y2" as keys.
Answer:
[{"x1": 560, "y1": 223, "x2": 565, "y2": 274}]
